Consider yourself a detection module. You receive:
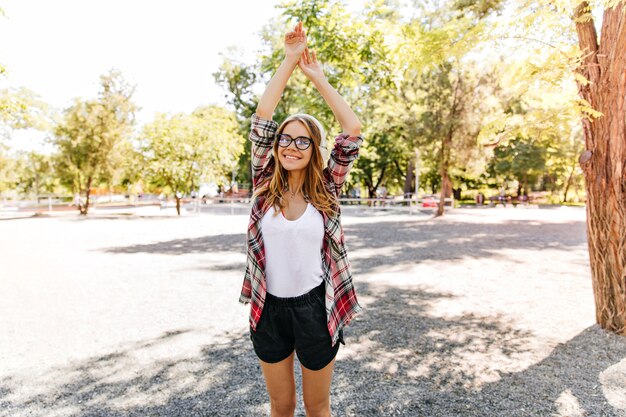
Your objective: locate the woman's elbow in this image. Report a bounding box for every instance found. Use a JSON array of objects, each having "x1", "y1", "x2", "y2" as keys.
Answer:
[{"x1": 343, "y1": 123, "x2": 362, "y2": 136}]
